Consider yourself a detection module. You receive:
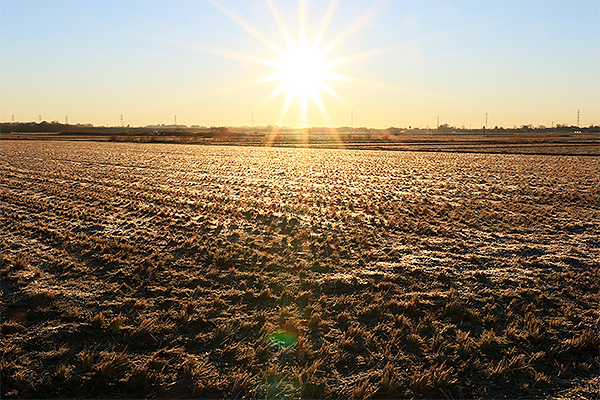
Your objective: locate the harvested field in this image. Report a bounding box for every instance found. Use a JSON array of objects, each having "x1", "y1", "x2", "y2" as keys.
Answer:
[
  {"x1": 2, "y1": 130, "x2": 599, "y2": 156},
  {"x1": 1, "y1": 140, "x2": 598, "y2": 398}
]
